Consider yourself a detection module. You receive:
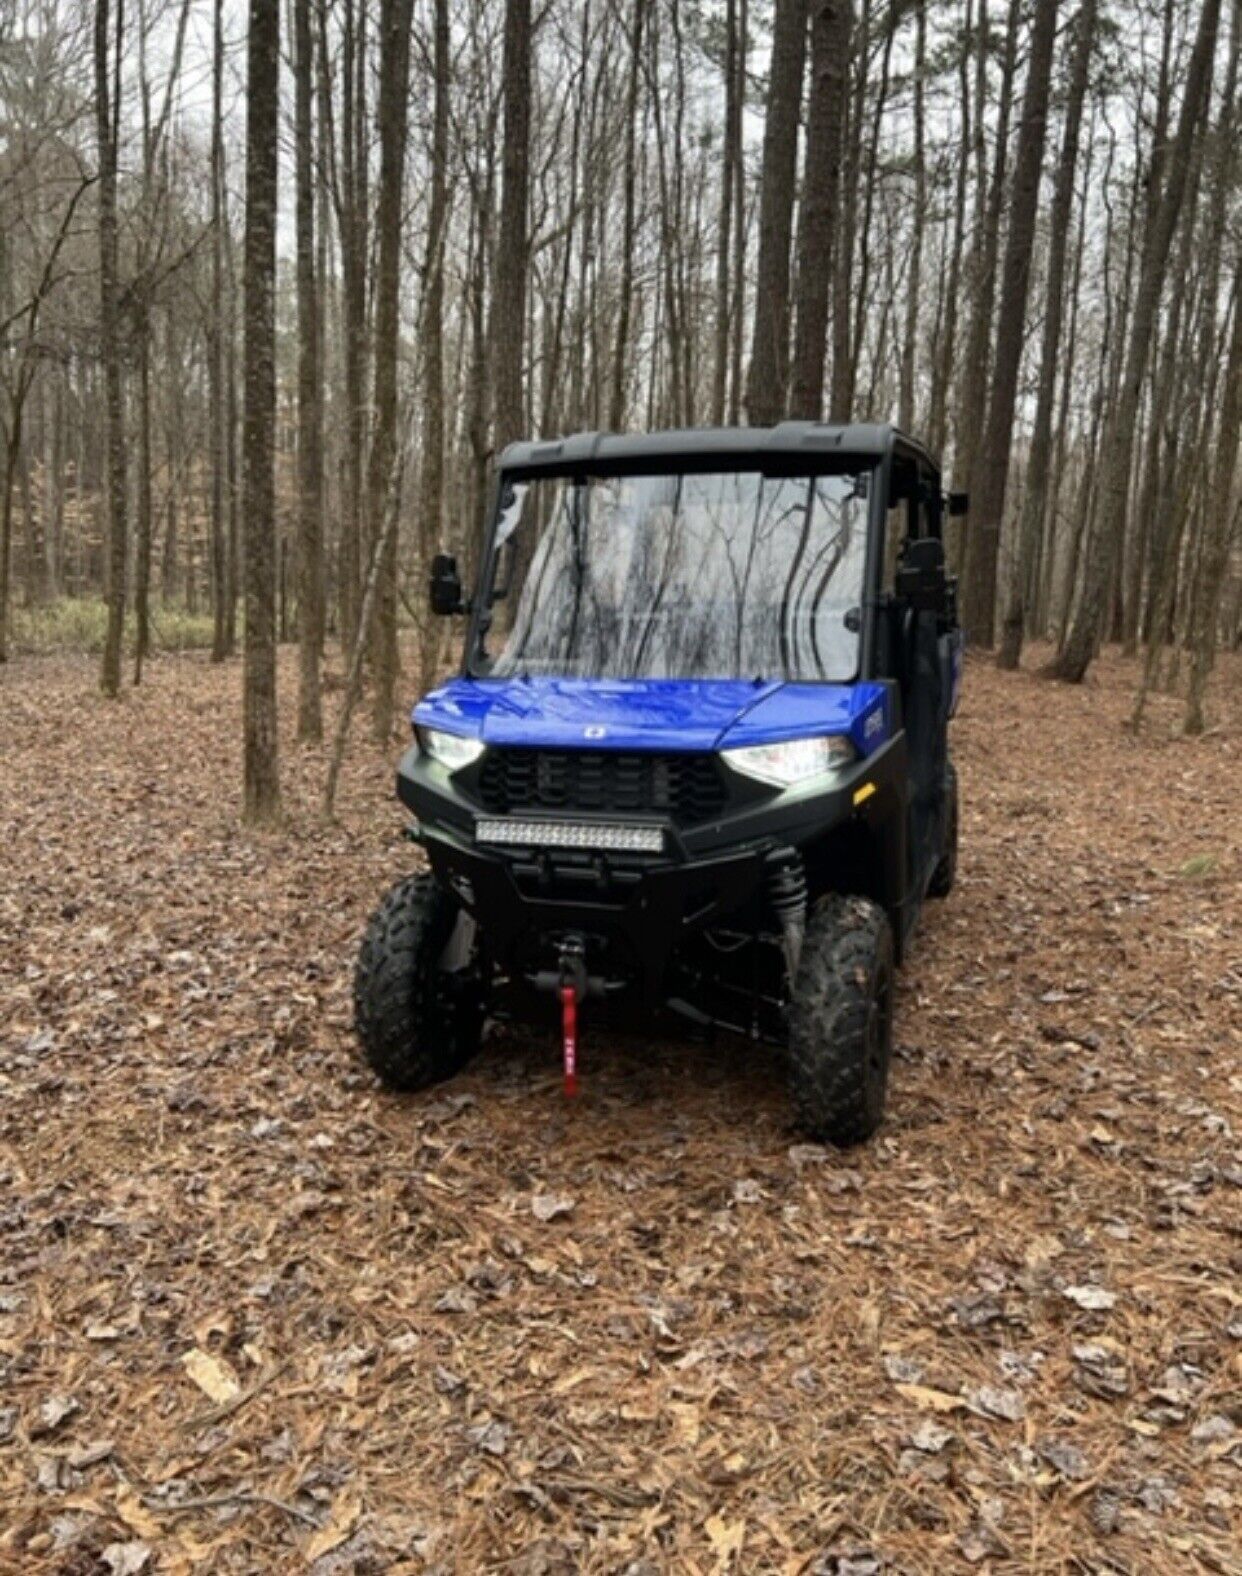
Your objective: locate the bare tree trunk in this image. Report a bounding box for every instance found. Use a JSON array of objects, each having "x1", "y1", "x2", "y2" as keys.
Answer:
[
  {"x1": 241, "y1": 0, "x2": 282, "y2": 825},
  {"x1": 491, "y1": 0, "x2": 532, "y2": 455},
  {"x1": 789, "y1": 0, "x2": 850, "y2": 420},
  {"x1": 209, "y1": 0, "x2": 230, "y2": 659},
  {"x1": 419, "y1": 0, "x2": 451, "y2": 684},
  {"x1": 608, "y1": 0, "x2": 644, "y2": 431},
  {"x1": 898, "y1": 0, "x2": 925, "y2": 431},
  {"x1": 712, "y1": 0, "x2": 740, "y2": 425},
  {"x1": 133, "y1": 315, "x2": 153, "y2": 682},
  {"x1": 998, "y1": 0, "x2": 1096, "y2": 669},
  {"x1": 337, "y1": 0, "x2": 369, "y2": 654},
  {"x1": 830, "y1": 0, "x2": 868, "y2": 419},
  {"x1": 96, "y1": 0, "x2": 127, "y2": 697},
  {"x1": 746, "y1": 0, "x2": 807, "y2": 425},
  {"x1": 295, "y1": 0, "x2": 323, "y2": 739},
  {"x1": 952, "y1": 0, "x2": 1019, "y2": 571},
  {"x1": 368, "y1": 0, "x2": 415, "y2": 741},
  {"x1": 928, "y1": 0, "x2": 973, "y2": 457},
  {"x1": 1184, "y1": 31, "x2": 1241, "y2": 730},
  {"x1": 728, "y1": 0, "x2": 748, "y2": 425},
  {"x1": 1050, "y1": 0, "x2": 1222, "y2": 682},
  {"x1": 323, "y1": 438, "x2": 407, "y2": 820}
]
